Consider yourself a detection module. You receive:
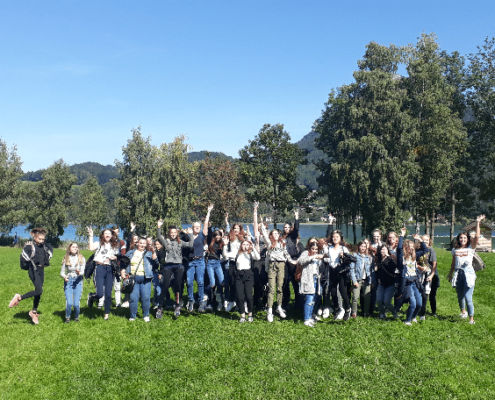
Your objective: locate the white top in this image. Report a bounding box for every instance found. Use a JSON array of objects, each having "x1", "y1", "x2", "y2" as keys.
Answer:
[
  {"x1": 93, "y1": 241, "x2": 120, "y2": 264},
  {"x1": 236, "y1": 248, "x2": 260, "y2": 270},
  {"x1": 324, "y1": 245, "x2": 349, "y2": 268},
  {"x1": 451, "y1": 245, "x2": 477, "y2": 288}
]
